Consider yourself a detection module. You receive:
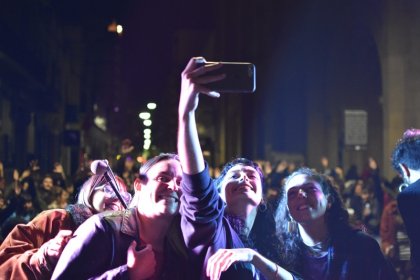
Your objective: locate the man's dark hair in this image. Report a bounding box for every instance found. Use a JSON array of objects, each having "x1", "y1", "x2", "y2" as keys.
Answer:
[{"x1": 391, "y1": 129, "x2": 420, "y2": 174}]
